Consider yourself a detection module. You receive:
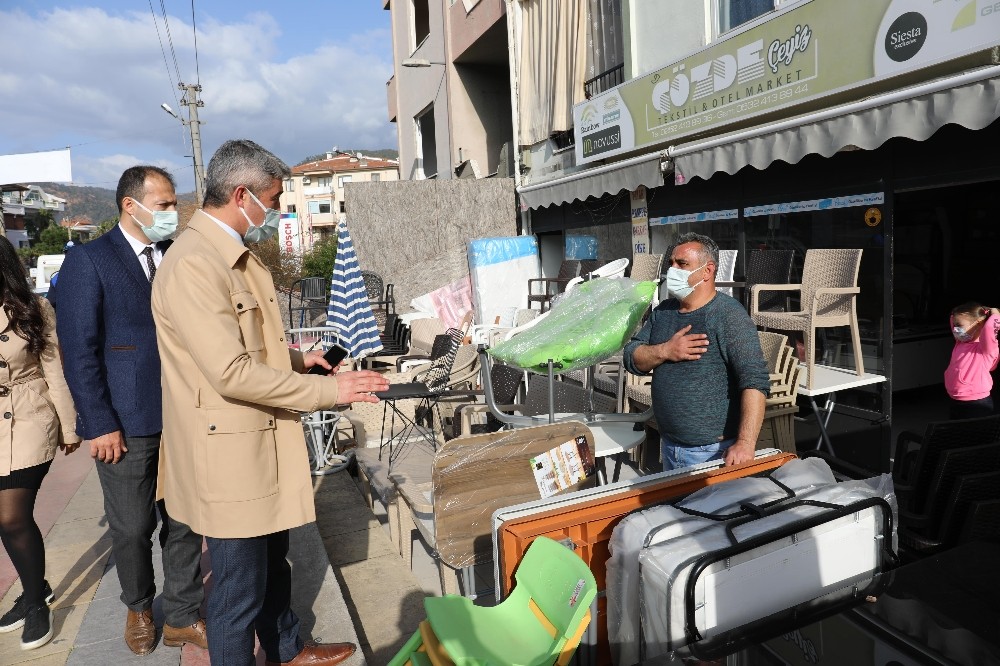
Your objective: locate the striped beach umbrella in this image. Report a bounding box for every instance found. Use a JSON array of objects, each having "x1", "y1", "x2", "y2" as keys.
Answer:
[{"x1": 326, "y1": 220, "x2": 383, "y2": 359}]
